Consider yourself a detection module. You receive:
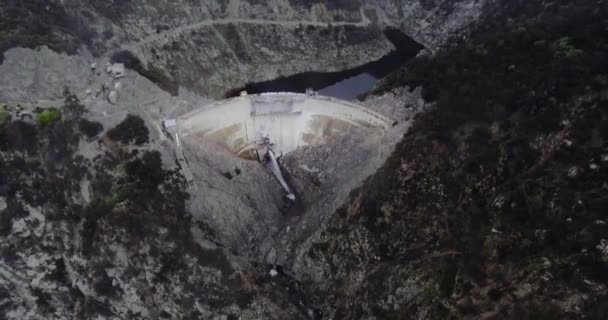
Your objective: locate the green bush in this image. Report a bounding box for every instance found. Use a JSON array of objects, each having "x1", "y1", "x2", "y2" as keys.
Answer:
[
  {"x1": 38, "y1": 107, "x2": 62, "y2": 125},
  {"x1": 553, "y1": 37, "x2": 584, "y2": 58},
  {"x1": 104, "y1": 191, "x2": 125, "y2": 208},
  {"x1": 0, "y1": 110, "x2": 11, "y2": 125}
]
